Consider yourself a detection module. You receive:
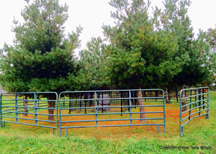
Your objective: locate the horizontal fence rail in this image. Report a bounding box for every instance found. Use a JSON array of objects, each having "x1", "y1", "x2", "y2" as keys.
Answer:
[
  {"x1": 59, "y1": 89, "x2": 166, "y2": 137},
  {"x1": 179, "y1": 87, "x2": 209, "y2": 137},
  {"x1": 0, "y1": 92, "x2": 59, "y2": 136}
]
